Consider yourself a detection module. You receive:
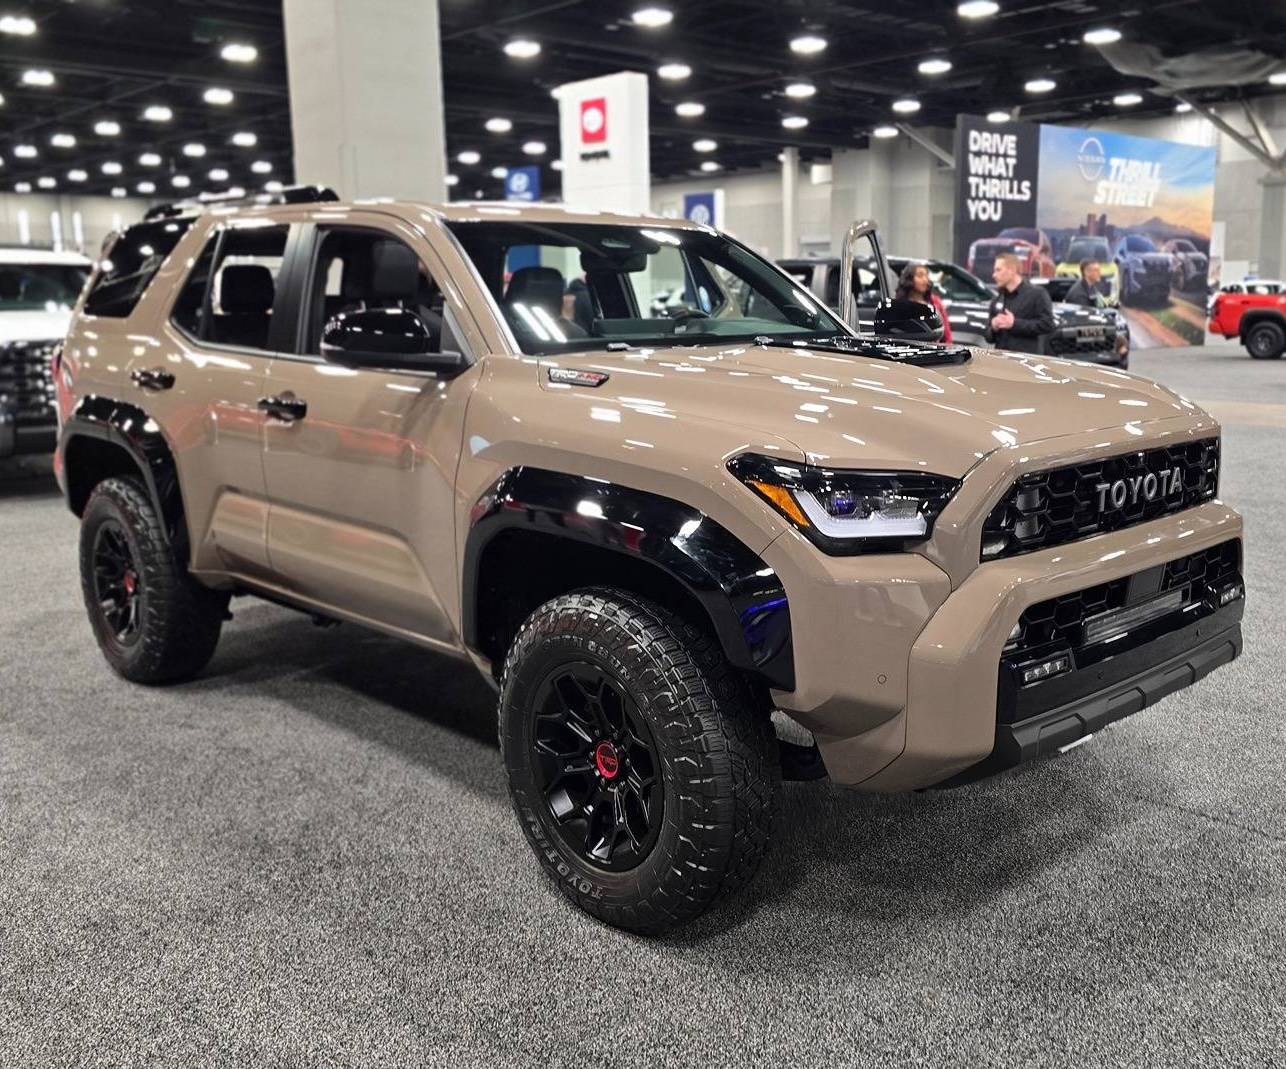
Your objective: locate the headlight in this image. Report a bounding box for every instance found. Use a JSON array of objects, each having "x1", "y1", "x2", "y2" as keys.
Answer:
[{"x1": 728, "y1": 454, "x2": 959, "y2": 554}]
